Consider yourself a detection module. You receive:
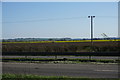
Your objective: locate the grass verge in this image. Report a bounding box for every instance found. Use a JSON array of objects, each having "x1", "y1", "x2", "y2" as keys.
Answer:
[
  {"x1": 2, "y1": 57, "x2": 119, "y2": 63},
  {"x1": 2, "y1": 74, "x2": 120, "y2": 80}
]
